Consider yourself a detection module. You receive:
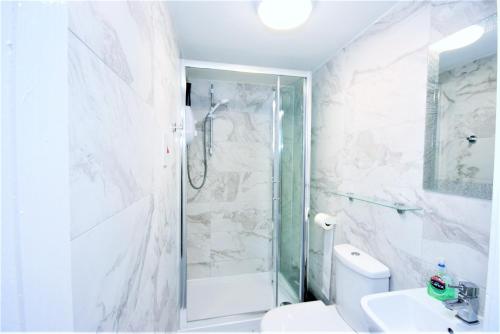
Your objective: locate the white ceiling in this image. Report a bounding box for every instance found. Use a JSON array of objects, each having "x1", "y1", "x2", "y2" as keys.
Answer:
[{"x1": 166, "y1": 1, "x2": 396, "y2": 71}]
